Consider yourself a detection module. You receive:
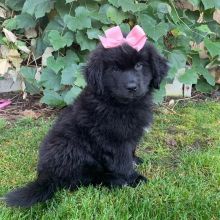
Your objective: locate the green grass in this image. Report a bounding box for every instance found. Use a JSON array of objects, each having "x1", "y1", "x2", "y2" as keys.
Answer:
[{"x1": 0, "y1": 101, "x2": 220, "y2": 220}]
